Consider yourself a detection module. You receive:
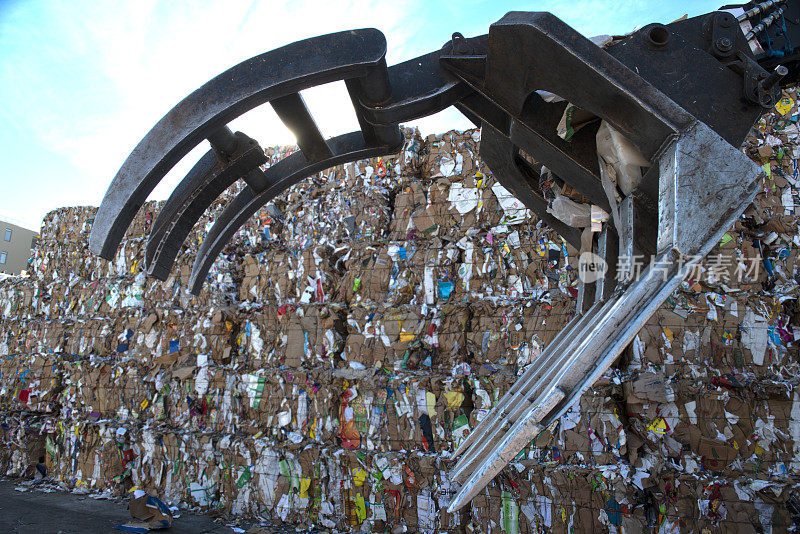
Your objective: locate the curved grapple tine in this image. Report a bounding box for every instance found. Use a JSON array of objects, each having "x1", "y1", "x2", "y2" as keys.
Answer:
[
  {"x1": 89, "y1": 28, "x2": 389, "y2": 259},
  {"x1": 145, "y1": 150, "x2": 216, "y2": 280},
  {"x1": 145, "y1": 132, "x2": 267, "y2": 281},
  {"x1": 189, "y1": 131, "x2": 386, "y2": 294}
]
